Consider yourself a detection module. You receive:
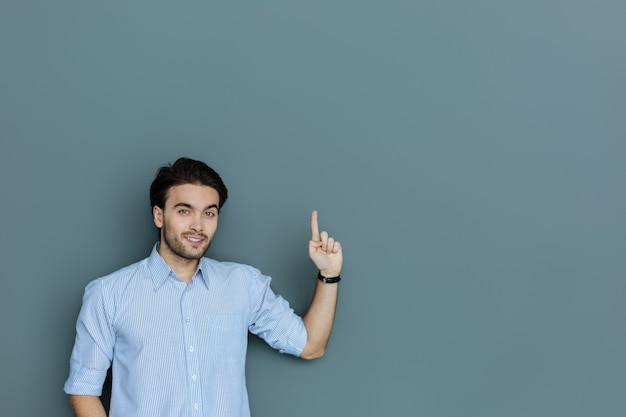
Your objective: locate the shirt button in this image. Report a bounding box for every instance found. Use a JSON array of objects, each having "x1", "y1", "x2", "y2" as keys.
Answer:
[
  {"x1": 185, "y1": 317, "x2": 191, "y2": 323},
  {"x1": 189, "y1": 345, "x2": 194, "y2": 352},
  {"x1": 194, "y1": 403, "x2": 199, "y2": 410},
  {"x1": 192, "y1": 374, "x2": 197, "y2": 381}
]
